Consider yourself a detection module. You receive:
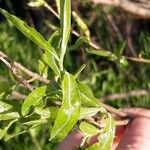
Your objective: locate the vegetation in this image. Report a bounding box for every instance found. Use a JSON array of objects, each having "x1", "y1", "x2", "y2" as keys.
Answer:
[{"x1": 0, "y1": 0, "x2": 150, "y2": 149}]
